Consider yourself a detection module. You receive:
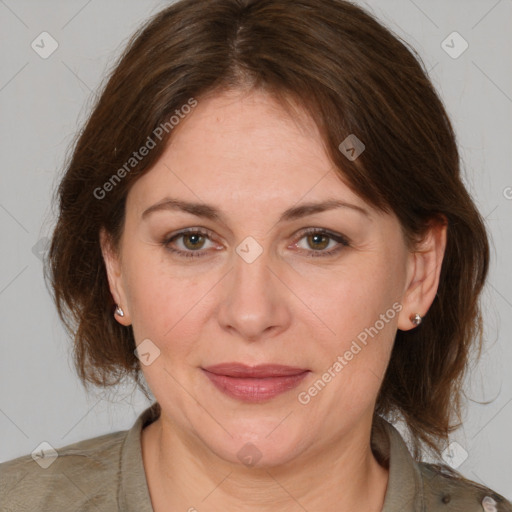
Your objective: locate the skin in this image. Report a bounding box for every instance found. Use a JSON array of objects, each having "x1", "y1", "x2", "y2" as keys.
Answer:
[{"x1": 101, "y1": 88, "x2": 447, "y2": 512}]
